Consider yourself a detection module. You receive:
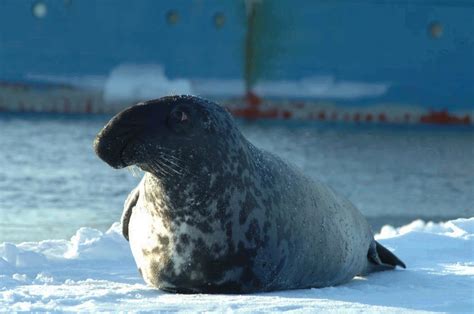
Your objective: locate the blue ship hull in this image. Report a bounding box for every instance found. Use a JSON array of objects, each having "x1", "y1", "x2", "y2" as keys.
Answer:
[{"x1": 0, "y1": 0, "x2": 473, "y2": 124}]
